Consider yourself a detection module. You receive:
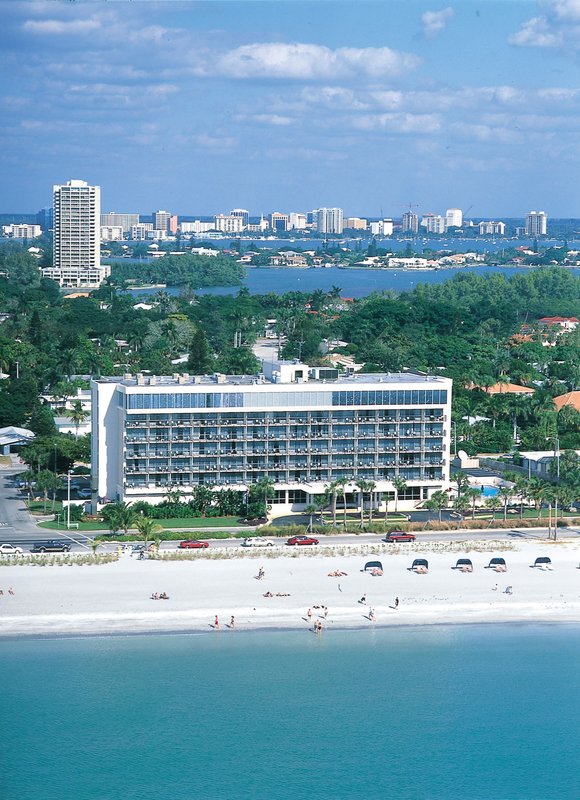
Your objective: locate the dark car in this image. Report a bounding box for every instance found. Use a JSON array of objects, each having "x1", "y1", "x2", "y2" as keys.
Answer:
[
  {"x1": 384, "y1": 531, "x2": 416, "y2": 543},
  {"x1": 31, "y1": 540, "x2": 71, "y2": 553},
  {"x1": 286, "y1": 535, "x2": 319, "y2": 546},
  {"x1": 178, "y1": 540, "x2": 210, "y2": 549}
]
